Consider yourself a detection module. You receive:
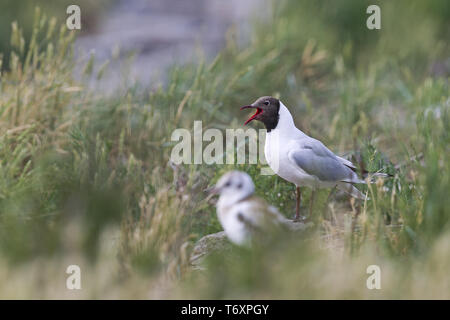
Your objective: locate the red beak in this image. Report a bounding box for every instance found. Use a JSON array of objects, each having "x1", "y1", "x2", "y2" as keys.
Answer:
[{"x1": 241, "y1": 105, "x2": 262, "y2": 125}]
